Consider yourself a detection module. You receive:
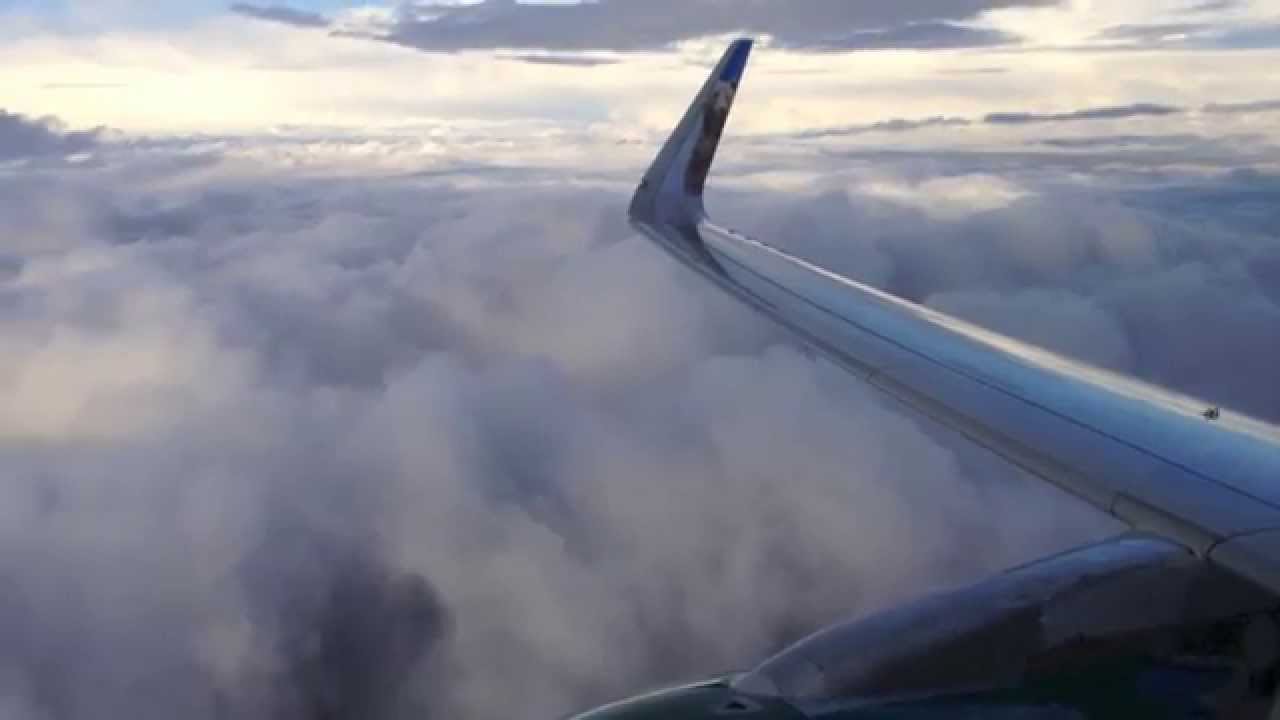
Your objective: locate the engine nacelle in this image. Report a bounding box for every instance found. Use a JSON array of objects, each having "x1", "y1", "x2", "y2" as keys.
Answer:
[{"x1": 573, "y1": 536, "x2": 1279, "y2": 719}]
